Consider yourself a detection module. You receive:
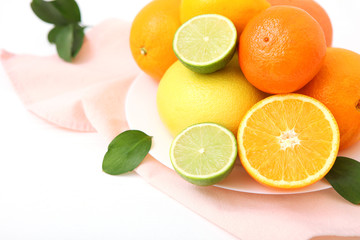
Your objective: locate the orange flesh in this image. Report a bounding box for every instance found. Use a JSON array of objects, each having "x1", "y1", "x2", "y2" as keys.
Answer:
[{"x1": 241, "y1": 98, "x2": 336, "y2": 185}]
